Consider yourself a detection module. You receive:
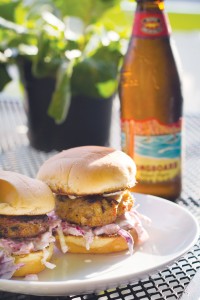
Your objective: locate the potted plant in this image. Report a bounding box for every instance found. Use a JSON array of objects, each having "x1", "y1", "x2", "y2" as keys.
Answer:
[{"x1": 0, "y1": 0, "x2": 132, "y2": 151}]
